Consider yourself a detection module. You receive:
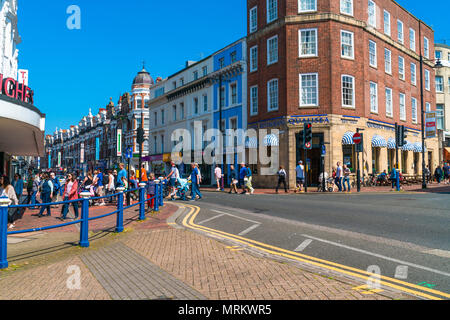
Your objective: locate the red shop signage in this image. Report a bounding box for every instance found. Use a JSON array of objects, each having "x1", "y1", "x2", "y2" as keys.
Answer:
[{"x1": 0, "y1": 73, "x2": 34, "y2": 105}]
